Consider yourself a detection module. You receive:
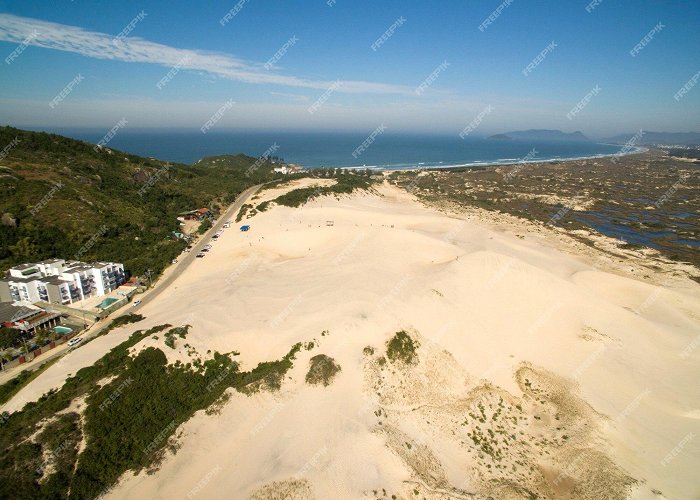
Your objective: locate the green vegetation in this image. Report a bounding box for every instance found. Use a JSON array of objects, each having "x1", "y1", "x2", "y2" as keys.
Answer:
[
  {"x1": 0, "y1": 358, "x2": 59, "y2": 405},
  {"x1": 272, "y1": 172, "x2": 373, "y2": 208},
  {"x1": 163, "y1": 325, "x2": 188, "y2": 349},
  {"x1": 197, "y1": 219, "x2": 212, "y2": 234},
  {"x1": 386, "y1": 330, "x2": 419, "y2": 364},
  {"x1": 0, "y1": 127, "x2": 277, "y2": 277},
  {"x1": 238, "y1": 342, "x2": 302, "y2": 393},
  {"x1": 164, "y1": 331, "x2": 176, "y2": 349},
  {"x1": 305, "y1": 354, "x2": 341, "y2": 387},
  {"x1": 0, "y1": 323, "x2": 303, "y2": 499},
  {"x1": 236, "y1": 203, "x2": 252, "y2": 222}
]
